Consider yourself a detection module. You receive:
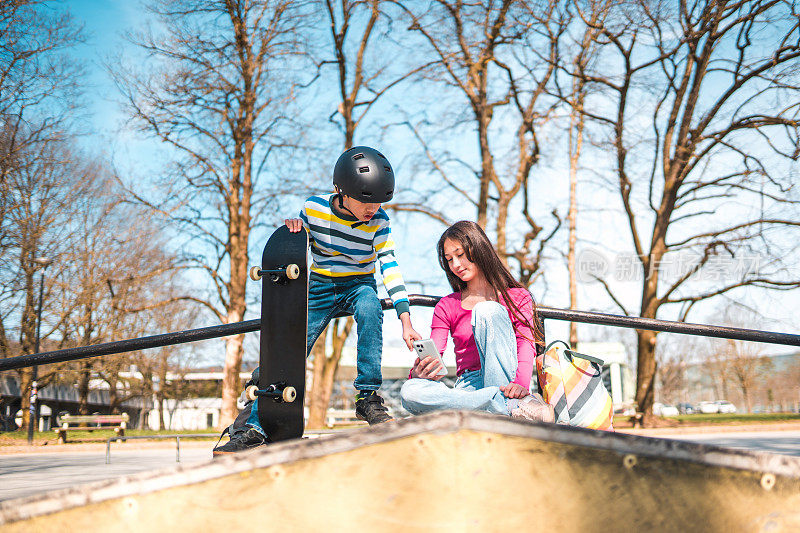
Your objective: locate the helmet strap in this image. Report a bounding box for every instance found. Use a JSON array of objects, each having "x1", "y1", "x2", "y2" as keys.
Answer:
[{"x1": 333, "y1": 191, "x2": 364, "y2": 228}]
